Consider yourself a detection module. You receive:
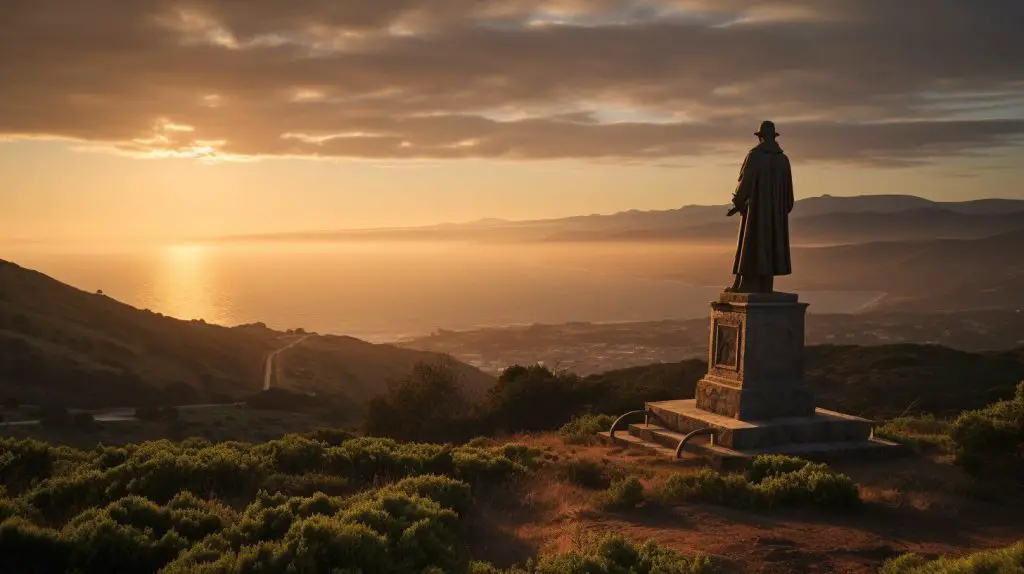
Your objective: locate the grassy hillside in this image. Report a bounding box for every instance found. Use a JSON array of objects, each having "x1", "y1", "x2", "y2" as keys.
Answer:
[
  {"x1": 277, "y1": 334, "x2": 495, "y2": 403},
  {"x1": 0, "y1": 259, "x2": 493, "y2": 409}
]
